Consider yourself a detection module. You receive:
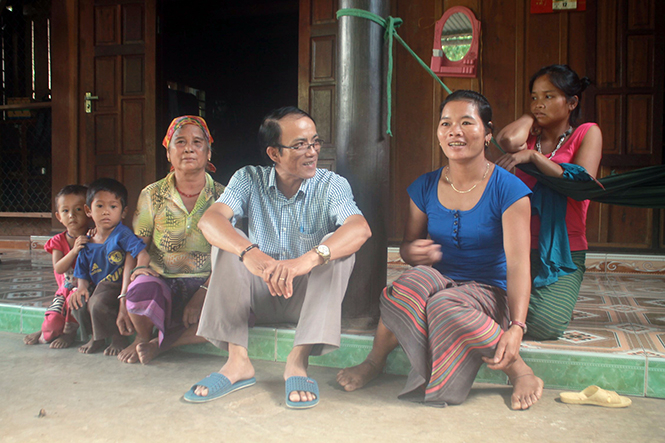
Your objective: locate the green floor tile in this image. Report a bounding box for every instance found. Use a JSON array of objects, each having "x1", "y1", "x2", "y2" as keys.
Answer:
[
  {"x1": 647, "y1": 357, "x2": 665, "y2": 399},
  {"x1": 247, "y1": 327, "x2": 276, "y2": 361},
  {"x1": 0, "y1": 305, "x2": 22, "y2": 333},
  {"x1": 522, "y1": 349, "x2": 646, "y2": 396},
  {"x1": 275, "y1": 329, "x2": 296, "y2": 362},
  {"x1": 309, "y1": 334, "x2": 373, "y2": 369},
  {"x1": 21, "y1": 306, "x2": 46, "y2": 333},
  {"x1": 475, "y1": 364, "x2": 509, "y2": 385},
  {"x1": 385, "y1": 347, "x2": 410, "y2": 376}
]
